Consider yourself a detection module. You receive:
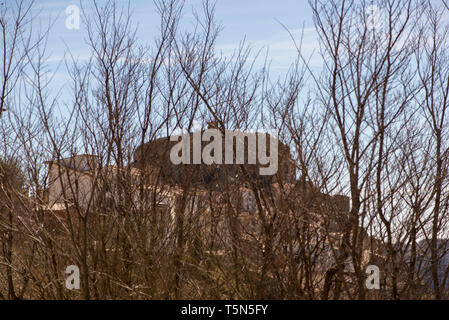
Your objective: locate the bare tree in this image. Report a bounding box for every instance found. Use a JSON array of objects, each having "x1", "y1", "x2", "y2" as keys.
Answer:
[{"x1": 2, "y1": 0, "x2": 449, "y2": 300}]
